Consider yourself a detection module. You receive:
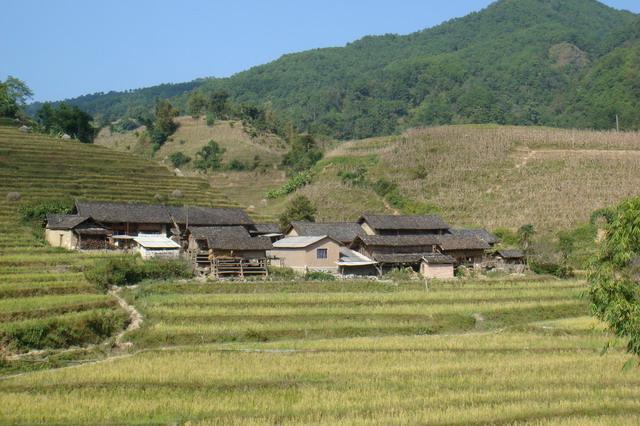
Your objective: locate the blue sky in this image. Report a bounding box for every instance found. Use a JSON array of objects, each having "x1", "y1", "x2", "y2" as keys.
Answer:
[{"x1": 1, "y1": 0, "x2": 638, "y2": 101}]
